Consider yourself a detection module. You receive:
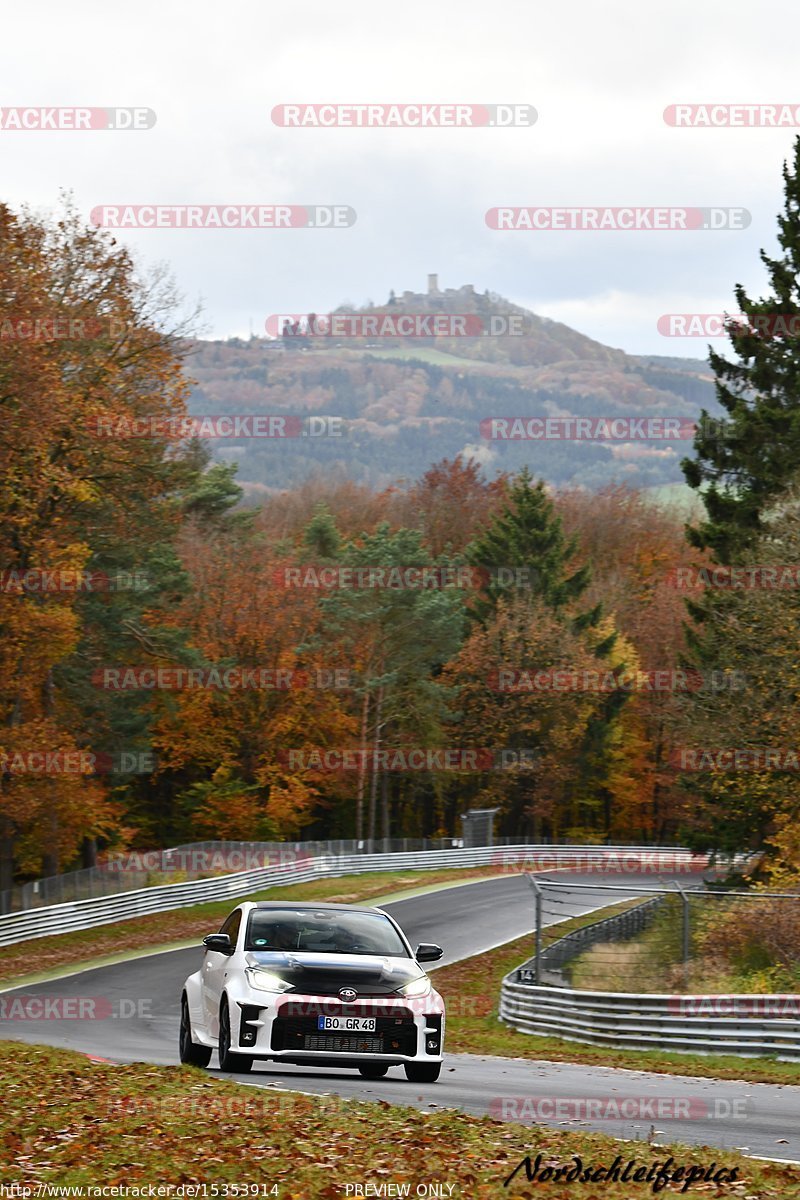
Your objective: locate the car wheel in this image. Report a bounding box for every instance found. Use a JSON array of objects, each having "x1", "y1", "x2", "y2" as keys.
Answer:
[
  {"x1": 218, "y1": 998, "x2": 253, "y2": 1073},
  {"x1": 404, "y1": 1062, "x2": 441, "y2": 1083},
  {"x1": 358, "y1": 1064, "x2": 390, "y2": 1079},
  {"x1": 179, "y1": 995, "x2": 212, "y2": 1067}
]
